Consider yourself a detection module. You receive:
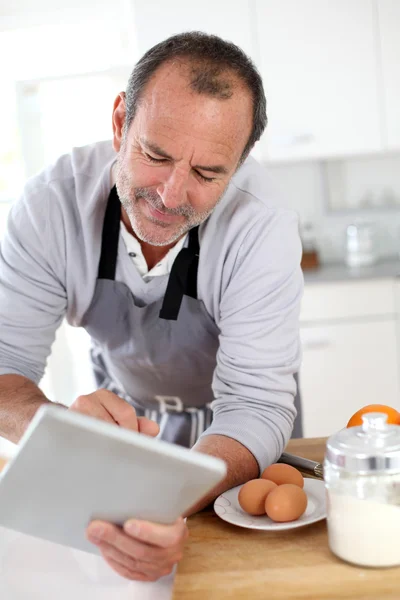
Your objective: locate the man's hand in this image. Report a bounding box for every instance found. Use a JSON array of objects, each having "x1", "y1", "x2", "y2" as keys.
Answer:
[
  {"x1": 86, "y1": 517, "x2": 188, "y2": 581},
  {"x1": 69, "y1": 389, "x2": 159, "y2": 436},
  {"x1": 72, "y1": 389, "x2": 185, "y2": 581}
]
